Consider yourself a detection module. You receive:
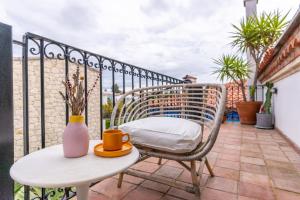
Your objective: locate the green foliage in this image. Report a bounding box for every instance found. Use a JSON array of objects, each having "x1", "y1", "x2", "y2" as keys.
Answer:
[
  {"x1": 231, "y1": 10, "x2": 288, "y2": 59},
  {"x1": 213, "y1": 54, "x2": 250, "y2": 101},
  {"x1": 249, "y1": 86, "x2": 256, "y2": 99},
  {"x1": 261, "y1": 82, "x2": 274, "y2": 114},
  {"x1": 103, "y1": 98, "x2": 113, "y2": 118},
  {"x1": 230, "y1": 10, "x2": 288, "y2": 100},
  {"x1": 213, "y1": 54, "x2": 250, "y2": 82},
  {"x1": 102, "y1": 97, "x2": 124, "y2": 119},
  {"x1": 105, "y1": 119, "x2": 111, "y2": 129},
  {"x1": 112, "y1": 83, "x2": 121, "y2": 93},
  {"x1": 14, "y1": 182, "x2": 66, "y2": 200}
]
